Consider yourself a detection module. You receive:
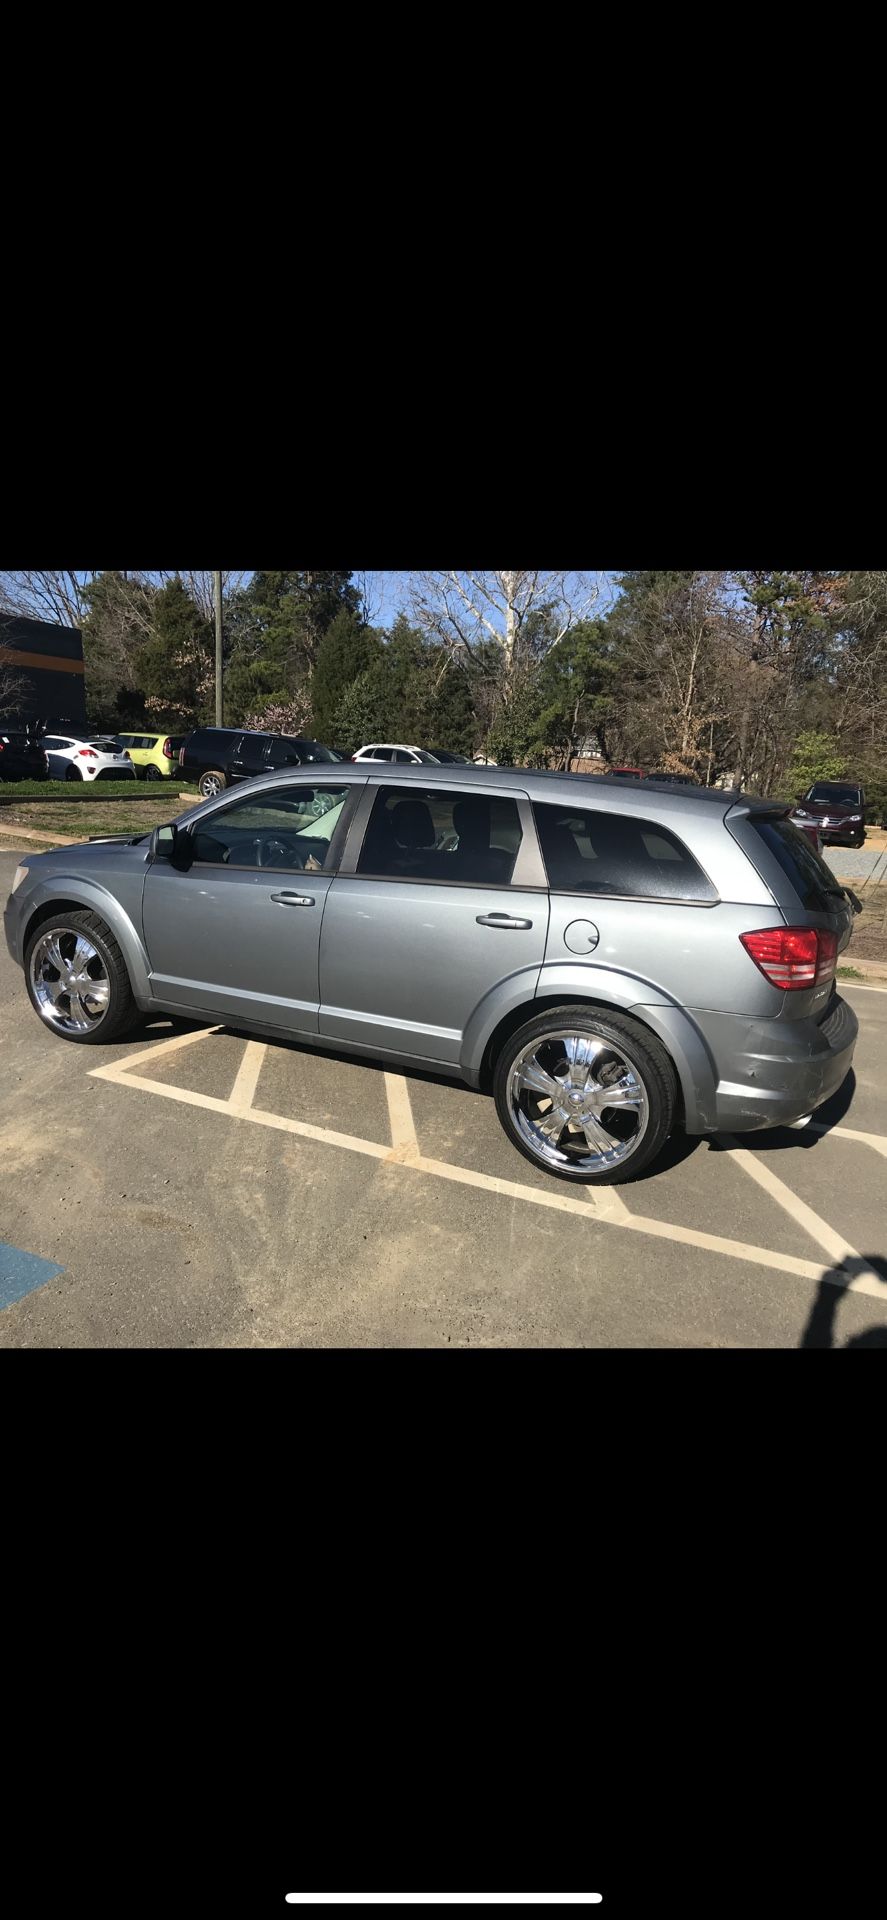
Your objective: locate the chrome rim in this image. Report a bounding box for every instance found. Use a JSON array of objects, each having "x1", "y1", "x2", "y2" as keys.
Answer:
[
  {"x1": 201, "y1": 773, "x2": 223, "y2": 796},
  {"x1": 30, "y1": 928, "x2": 111, "y2": 1034},
  {"x1": 507, "y1": 1029, "x2": 649, "y2": 1172}
]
